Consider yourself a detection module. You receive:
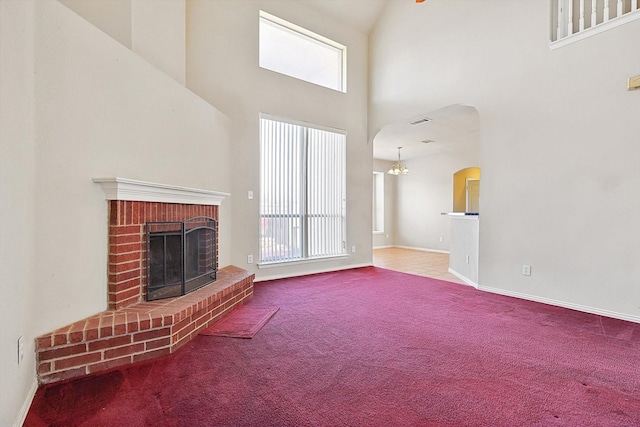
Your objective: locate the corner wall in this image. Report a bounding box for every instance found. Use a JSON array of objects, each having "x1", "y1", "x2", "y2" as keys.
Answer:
[
  {"x1": 1, "y1": 0, "x2": 232, "y2": 423},
  {"x1": 0, "y1": 2, "x2": 38, "y2": 425},
  {"x1": 60, "y1": 0, "x2": 187, "y2": 84},
  {"x1": 58, "y1": 0, "x2": 132, "y2": 47},
  {"x1": 32, "y1": 0, "x2": 232, "y2": 332},
  {"x1": 370, "y1": 0, "x2": 640, "y2": 321}
]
